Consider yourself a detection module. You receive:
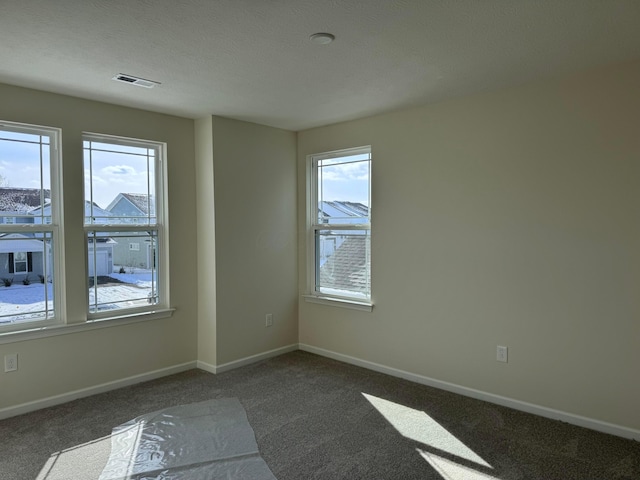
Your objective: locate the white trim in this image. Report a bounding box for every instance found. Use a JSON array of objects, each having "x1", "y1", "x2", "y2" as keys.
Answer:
[
  {"x1": 303, "y1": 295, "x2": 373, "y2": 312},
  {"x1": 0, "y1": 360, "x2": 196, "y2": 420},
  {"x1": 0, "y1": 308, "x2": 175, "y2": 344},
  {"x1": 82, "y1": 133, "x2": 169, "y2": 318},
  {"x1": 213, "y1": 344, "x2": 299, "y2": 374},
  {"x1": 306, "y1": 145, "x2": 373, "y2": 304},
  {"x1": 298, "y1": 344, "x2": 640, "y2": 441},
  {"x1": 311, "y1": 145, "x2": 372, "y2": 162},
  {"x1": 0, "y1": 121, "x2": 65, "y2": 329},
  {"x1": 196, "y1": 360, "x2": 217, "y2": 374}
]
